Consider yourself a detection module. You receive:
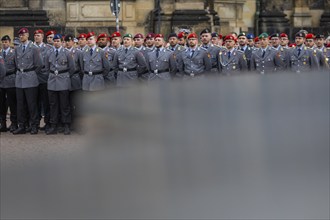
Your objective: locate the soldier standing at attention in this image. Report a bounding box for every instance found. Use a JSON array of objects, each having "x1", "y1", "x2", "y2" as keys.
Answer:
[
  {"x1": 218, "y1": 34, "x2": 248, "y2": 75},
  {"x1": 270, "y1": 33, "x2": 289, "y2": 69},
  {"x1": 13, "y1": 28, "x2": 42, "y2": 135},
  {"x1": 45, "y1": 34, "x2": 75, "y2": 135},
  {"x1": 133, "y1": 33, "x2": 145, "y2": 51},
  {"x1": 80, "y1": 32, "x2": 110, "y2": 91},
  {"x1": 288, "y1": 32, "x2": 320, "y2": 73},
  {"x1": 145, "y1": 34, "x2": 177, "y2": 81},
  {"x1": 237, "y1": 32, "x2": 253, "y2": 70},
  {"x1": 250, "y1": 33, "x2": 284, "y2": 74},
  {"x1": 177, "y1": 33, "x2": 212, "y2": 79},
  {"x1": 34, "y1": 29, "x2": 52, "y2": 131},
  {"x1": 0, "y1": 35, "x2": 17, "y2": 132},
  {"x1": 113, "y1": 33, "x2": 147, "y2": 87},
  {"x1": 200, "y1": 28, "x2": 222, "y2": 72}
]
